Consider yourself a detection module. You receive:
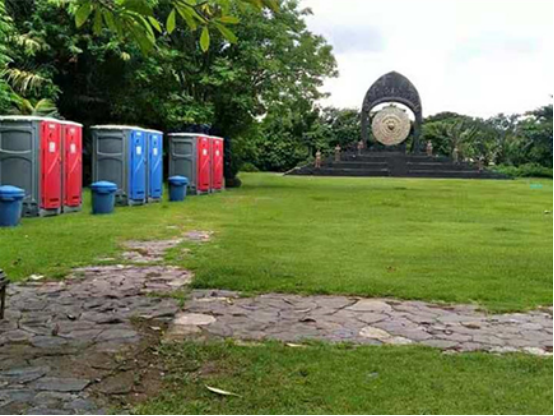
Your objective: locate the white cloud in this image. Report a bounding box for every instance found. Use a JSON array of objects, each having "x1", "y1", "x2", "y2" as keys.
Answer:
[{"x1": 302, "y1": 0, "x2": 553, "y2": 118}]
